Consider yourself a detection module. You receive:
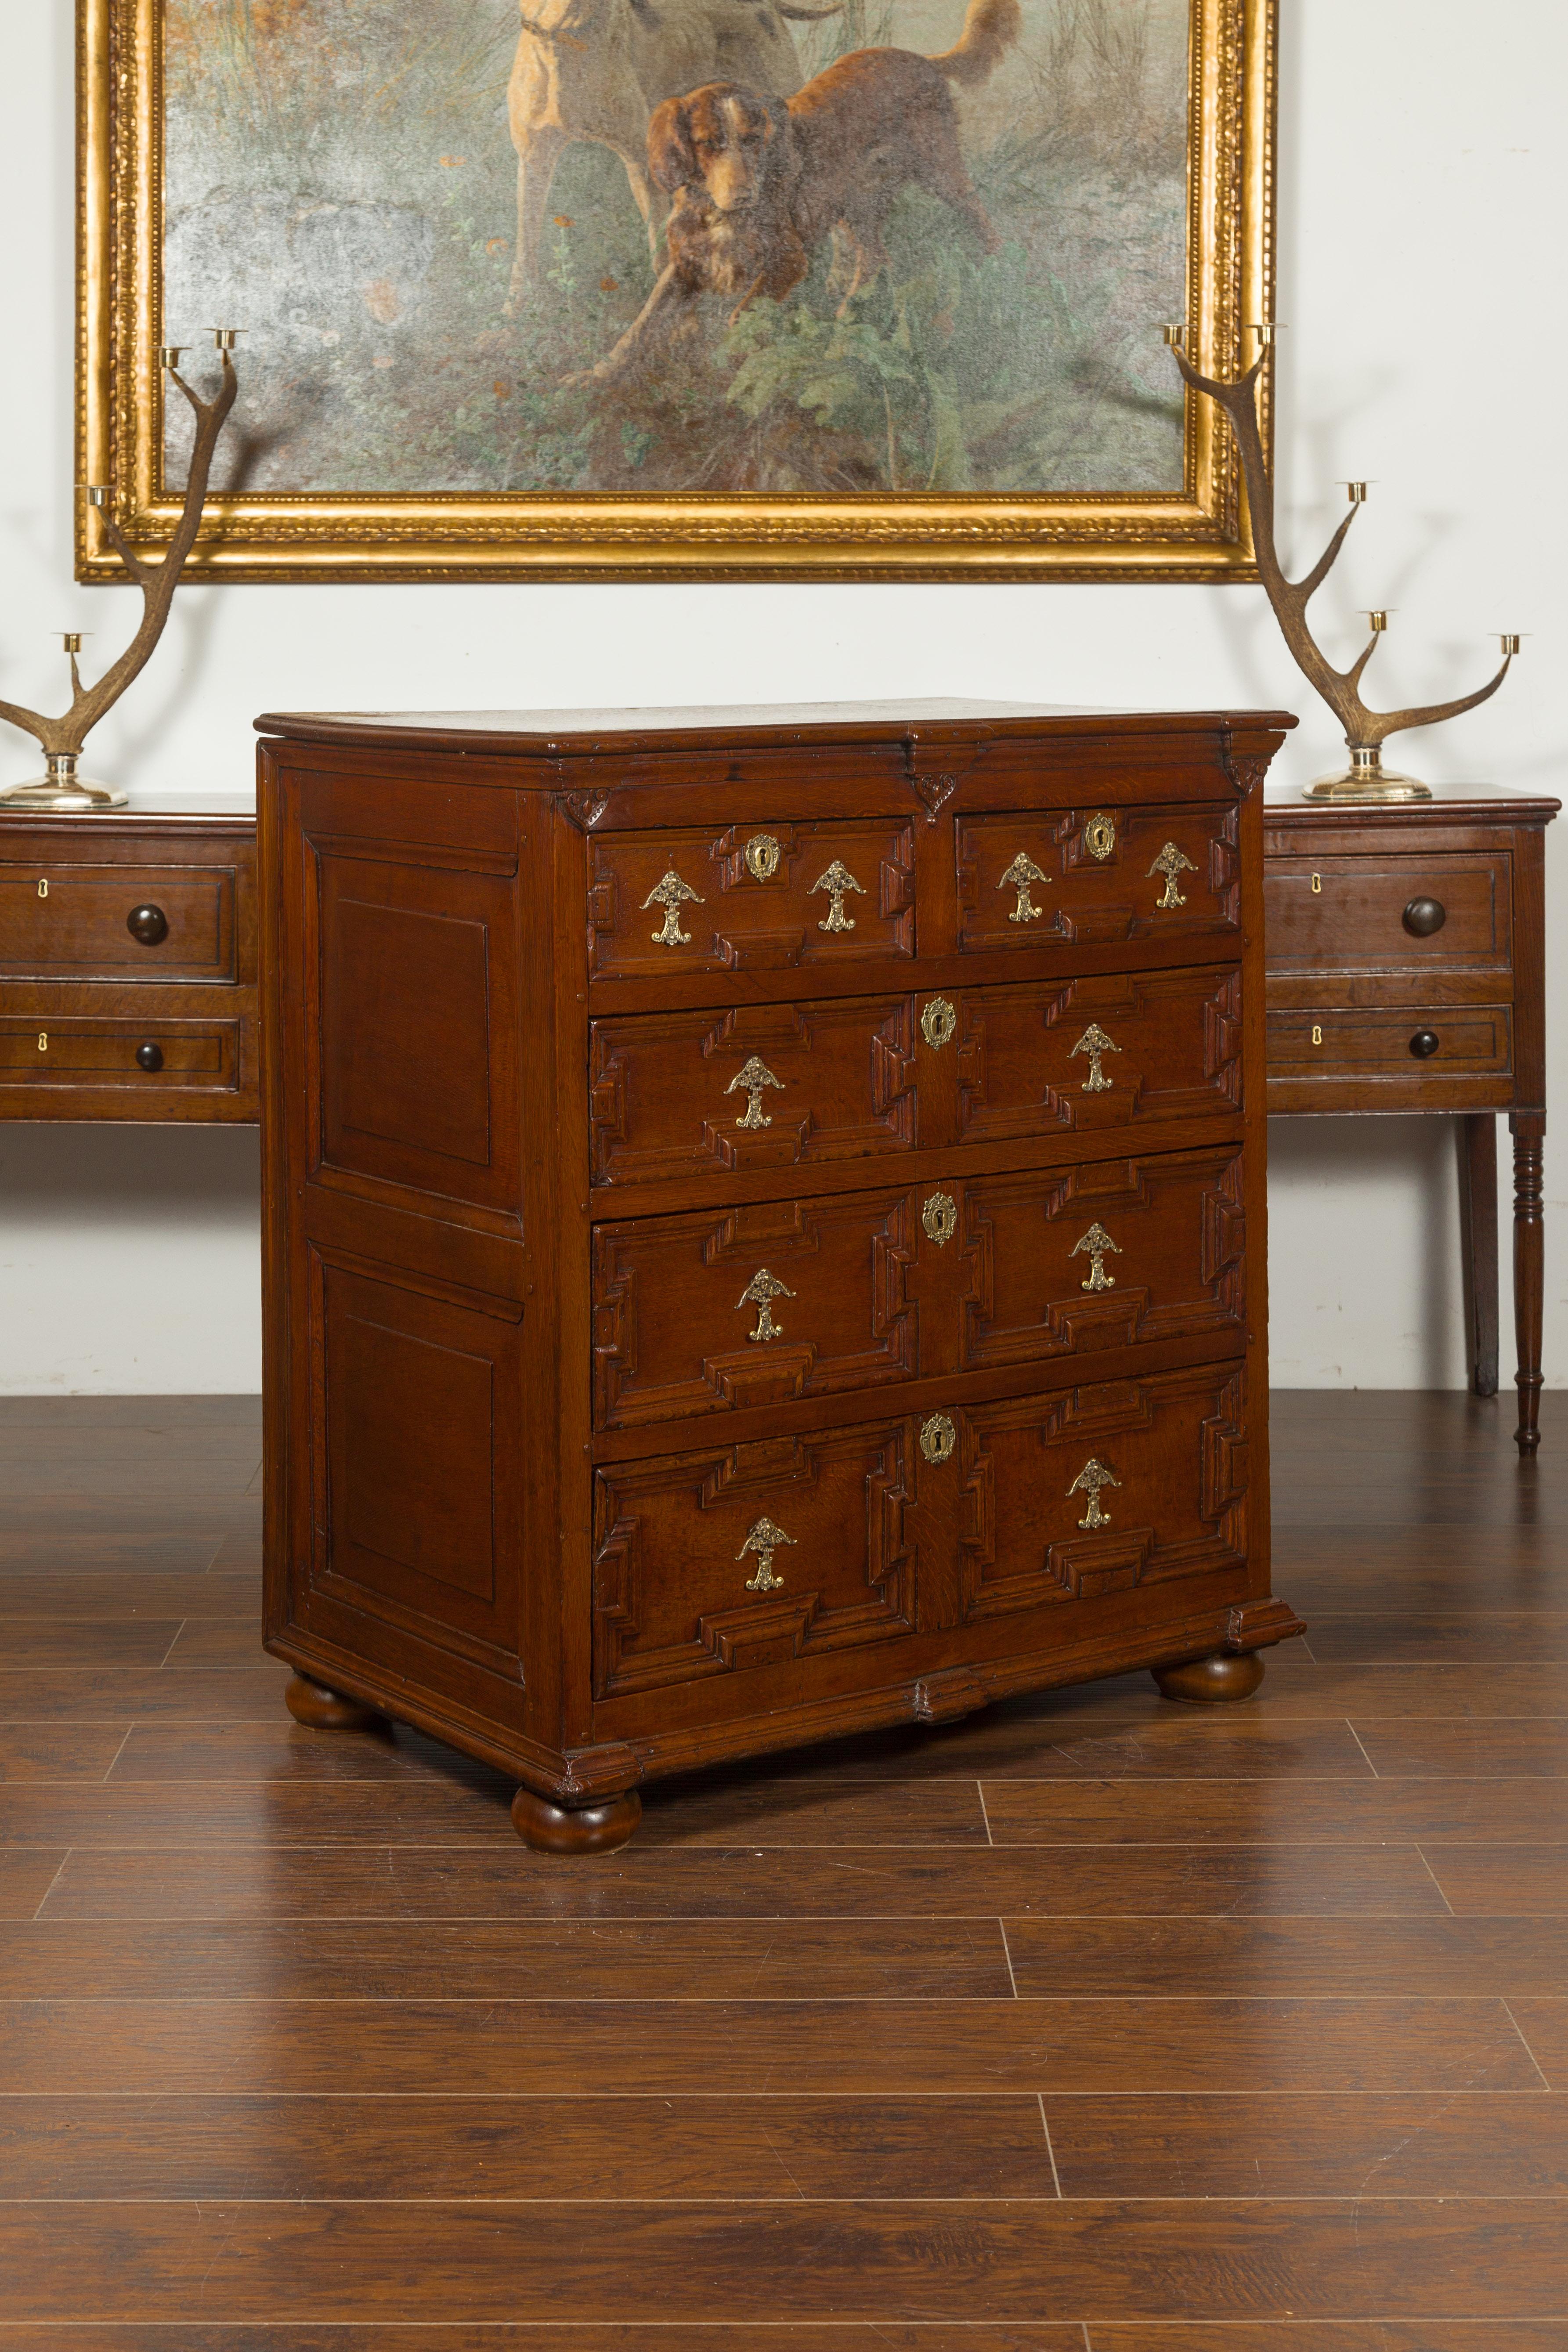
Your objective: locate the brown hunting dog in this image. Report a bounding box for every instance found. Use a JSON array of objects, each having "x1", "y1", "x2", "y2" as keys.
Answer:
[{"x1": 566, "y1": 0, "x2": 1020, "y2": 386}]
